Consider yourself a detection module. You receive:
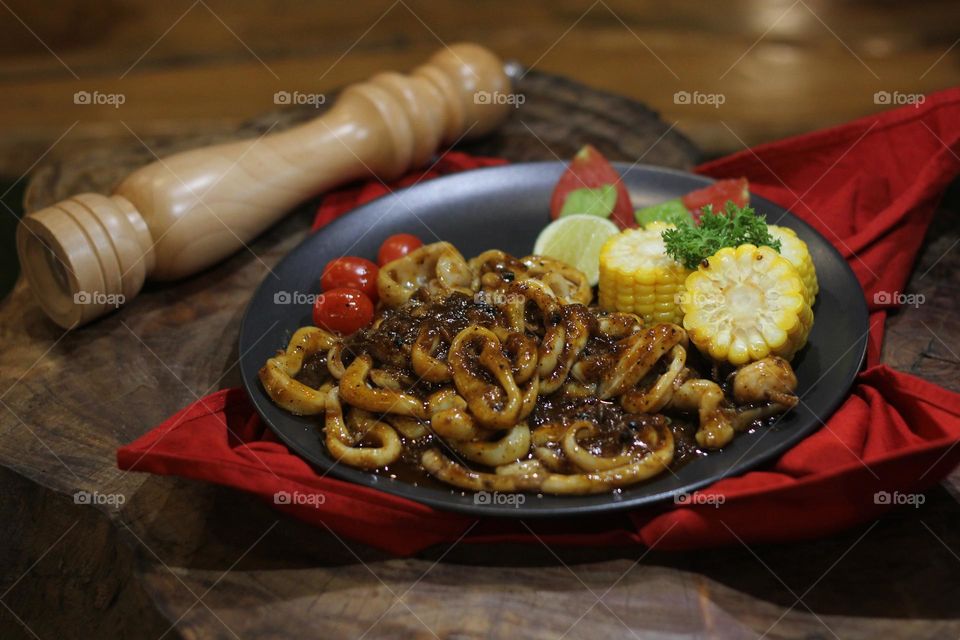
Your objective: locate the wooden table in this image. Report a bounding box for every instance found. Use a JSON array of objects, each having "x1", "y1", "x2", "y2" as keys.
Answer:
[
  {"x1": 3, "y1": 13, "x2": 960, "y2": 640},
  {"x1": 3, "y1": 0, "x2": 960, "y2": 174}
]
